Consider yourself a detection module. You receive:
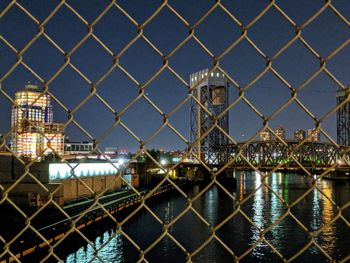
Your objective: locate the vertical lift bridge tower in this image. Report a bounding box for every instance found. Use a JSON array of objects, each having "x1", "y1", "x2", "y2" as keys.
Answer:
[
  {"x1": 337, "y1": 86, "x2": 350, "y2": 146},
  {"x1": 190, "y1": 69, "x2": 230, "y2": 165}
]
